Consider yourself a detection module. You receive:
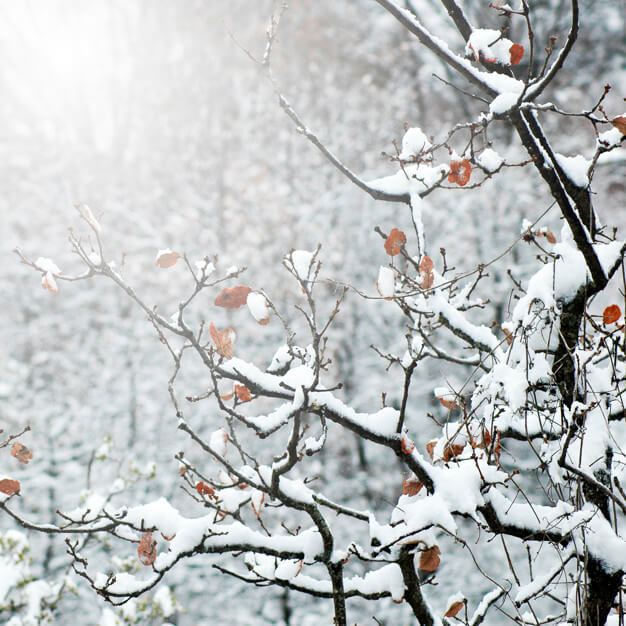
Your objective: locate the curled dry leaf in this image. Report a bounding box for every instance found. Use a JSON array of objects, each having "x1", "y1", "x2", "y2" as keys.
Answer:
[
  {"x1": 443, "y1": 443, "x2": 465, "y2": 461},
  {"x1": 419, "y1": 255, "x2": 435, "y2": 290},
  {"x1": 210, "y1": 323, "x2": 235, "y2": 360},
  {"x1": 448, "y1": 159, "x2": 472, "y2": 186},
  {"x1": 0, "y1": 479, "x2": 21, "y2": 496},
  {"x1": 155, "y1": 249, "x2": 180, "y2": 268},
  {"x1": 419, "y1": 545, "x2": 441, "y2": 572},
  {"x1": 438, "y1": 397, "x2": 458, "y2": 410},
  {"x1": 509, "y1": 43, "x2": 524, "y2": 65},
  {"x1": 402, "y1": 477, "x2": 423, "y2": 497},
  {"x1": 42, "y1": 272, "x2": 59, "y2": 294},
  {"x1": 215, "y1": 286, "x2": 252, "y2": 309},
  {"x1": 426, "y1": 440, "x2": 437, "y2": 459},
  {"x1": 603, "y1": 304, "x2": 622, "y2": 325},
  {"x1": 384, "y1": 228, "x2": 407, "y2": 256},
  {"x1": 137, "y1": 531, "x2": 157, "y2": 566},
  {"x1": 444, "y1": 600, "x2": 465, "y2": 618},
  {"x1": 11, "y1": 442, "x2": 33, "y2": 465},
  {"x1": 196, "y1": 481, "x2": 216, "y2": 497},
  {"x1": 544, "y1": 229, "x2": 557, "y2": 244},
  {"x1": 235, "y1": 384, "x2": 251, "y2": 403},
  {"x1": 612, "y1": 116, "x2": 626, "y2": 135}
]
